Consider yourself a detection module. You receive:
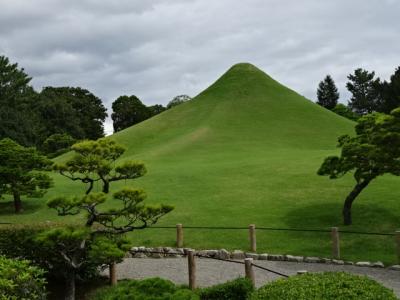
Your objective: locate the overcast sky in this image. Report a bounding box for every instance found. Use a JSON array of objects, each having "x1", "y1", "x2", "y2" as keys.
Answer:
[{"x1": 1, "y1": 0, "x2": 399, "y2": 134}]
